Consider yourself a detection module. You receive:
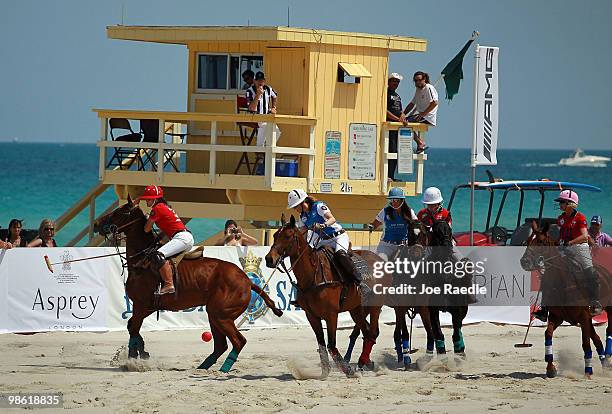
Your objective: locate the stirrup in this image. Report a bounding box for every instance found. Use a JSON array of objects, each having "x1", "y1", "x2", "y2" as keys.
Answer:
[{"x1": 155, "y1": 286, "x2": 175, "y2": 296}]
